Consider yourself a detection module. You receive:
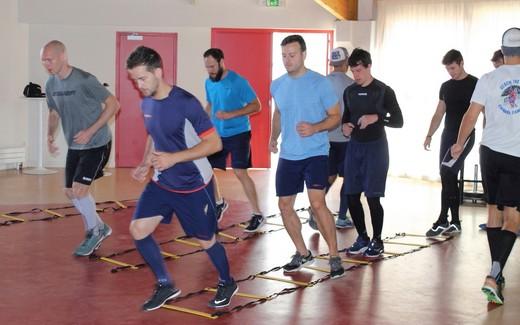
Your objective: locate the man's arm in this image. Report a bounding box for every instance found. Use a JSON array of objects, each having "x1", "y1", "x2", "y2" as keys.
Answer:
[
  {"x1": 424, "y1": 100, "x2": 446, "y2": 150},
  {"x1": 132, "y1": 135, "x2": 154, "y2": 182},
  {"x1": 74, "y1": 94, "x2": 121, "y2": 144},
  {"x1": 151, "y1": 130, "x2": 222, "y2": 172},
  {"x1": 205, "y1": 103, "x2": 212, "y2": 116},
  {"x1": 215, "y1": 98, "x2": 261, "y2": 120},
  {"x1": 451, "y1": 102, "x2": 482, "y2": 159},
  {"x1": 297, "y1": 102, "x2": 340, "y2": 137},
  {"x1": 269, "y1": 106, "x2": 281, "y2": 153},
  {"x1": 47, "y1": 109, "x2": 61, "y2": 153}
]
